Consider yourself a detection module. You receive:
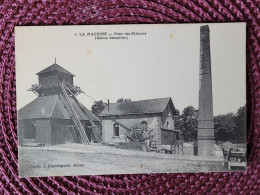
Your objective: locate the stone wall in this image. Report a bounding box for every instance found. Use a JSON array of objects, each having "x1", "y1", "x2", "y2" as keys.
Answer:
[{"x1": 102, "y1": 116, "x2": 161, "y2": 143}]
